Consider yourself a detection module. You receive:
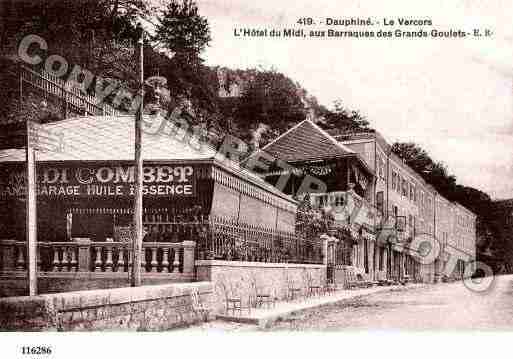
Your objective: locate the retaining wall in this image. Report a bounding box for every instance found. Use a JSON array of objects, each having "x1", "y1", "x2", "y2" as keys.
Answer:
[
  {"x1": 0, "y1": 272, "x2": 193, "y2": 298},
  {"x1": 0, "y1": 282, "x2": 213, "y2": 331},
  {"x1": 195, "y1": 260, "x2": 326, "y2": 314}
]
